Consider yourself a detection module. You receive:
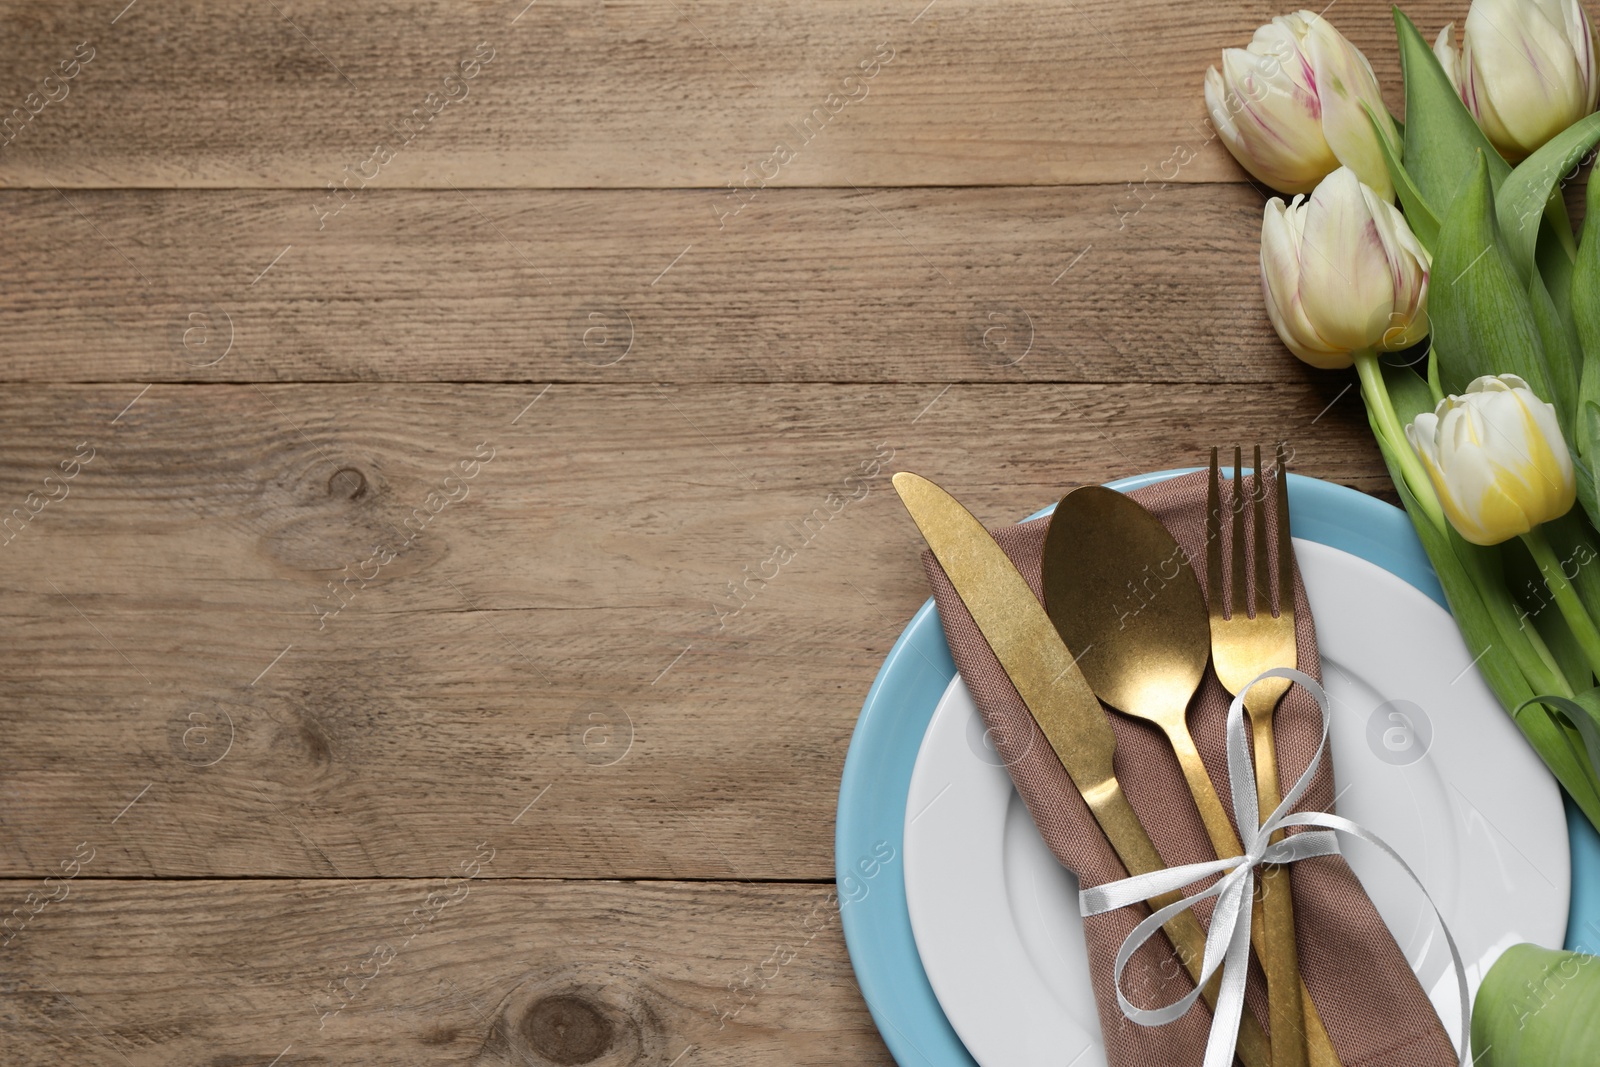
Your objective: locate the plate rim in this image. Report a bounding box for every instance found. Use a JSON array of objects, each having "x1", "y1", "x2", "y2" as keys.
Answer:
[{"x1": 835, "y1": 468, "x2": 1600, "y2": 1067}]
